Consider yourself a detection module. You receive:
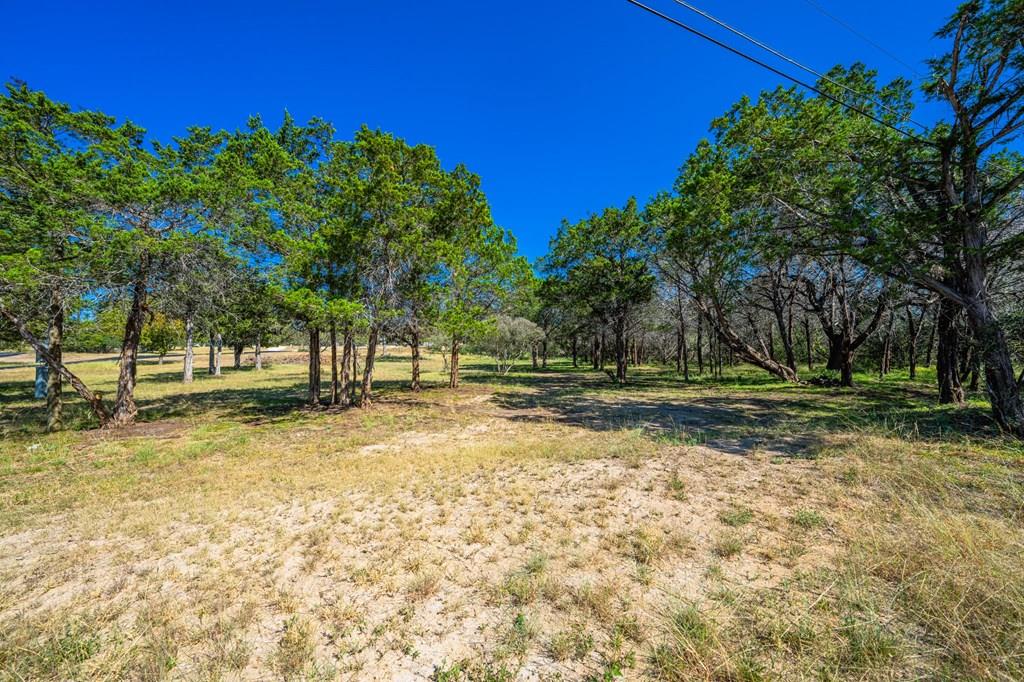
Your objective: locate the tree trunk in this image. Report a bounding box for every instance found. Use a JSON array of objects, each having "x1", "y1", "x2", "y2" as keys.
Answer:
[
  {"x1": 111, "y1": 269, "x2": 148, "y2": 427},
  {"x1": 233, "y1": 343, "x2": 243, "y2": 370},
  {"x1": 840, "y1": 351, "x2": 854, "y2": 387},
  {"x1": 213, "y1": 333, "x2": 222, "y2": 377},
  {"x1": 46, "y1": 290, "x2": 63, "y2": 432},
  {"x1": 330, "y1": 323, "x2": 340, "y2": 405},
  {"x1": 906, "y1": 307, "x2": 919, "y2": 381},
  {"x1": 924, "y1": 308, "x2": 937, "y2": 367},
  {"x1": 936, "y1": 297, "x2": 965, "y2": 405},
  {"x1": 675, "y1": 325, "x2": 683, "y2": 374},
  {"x1": 208, "y1": 332, "x2": 215, "y2": 375},
  {"x1": 349, "y1": 334, "x2": 359, "y2": 405},
  {"x1": 962, "y1": 291, "x2": 1024, "y2": 436},
  {"x1": 410, "y1": 330, "x2": 421, "y2": 392},
  {"x1": 308, "y1": 327, "x2": 321, "y2": 407},
  {"x1": 879, "y1": 313, "x2": 895, "y2": 378},
  {"x1": 183, "y1": 310, "x2": 195, "y2": 383},
  {"x1": 448, "y1": 337, "x2": 461, "y2": 389},
  {"x1": 0, "y1": 303, "x2": 110, "y2": 426},
  {"x1": 681, "y1": 318, "x2": 690, "y2": 382},
  {"x1": 613, "y1": 317, "x2": 627, "y2": 384},
  {"x1": 541, "y1": 340, "x2": 548, "y2": 368},
  {"x1": 254, "y1": 334, "x2": 263, "y2": 371},
  {"x1": 825, "y1": 335, "x2": 844, "y2": 372},
  {"x1": 803, "y1": 318, "x2": 813, "y2": 371},
  {"x1": 571, "y1": 337, "x2": 578, "y2": 368},
  {"x1": 531, "y1": 344, "x2": 538, "y2": 370},
  {"x1": 360, "y1": 326, "x2": 378, "y2": 407},
  {"x1": 696, "y1": 301, "x2": 799, "y2": 382},
  {"x1": 696, "y1": 316, "x2": 704, "y2": 374},
  {"x1": 339, "y1": 327, "x2": 351, "y2": 405}
]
